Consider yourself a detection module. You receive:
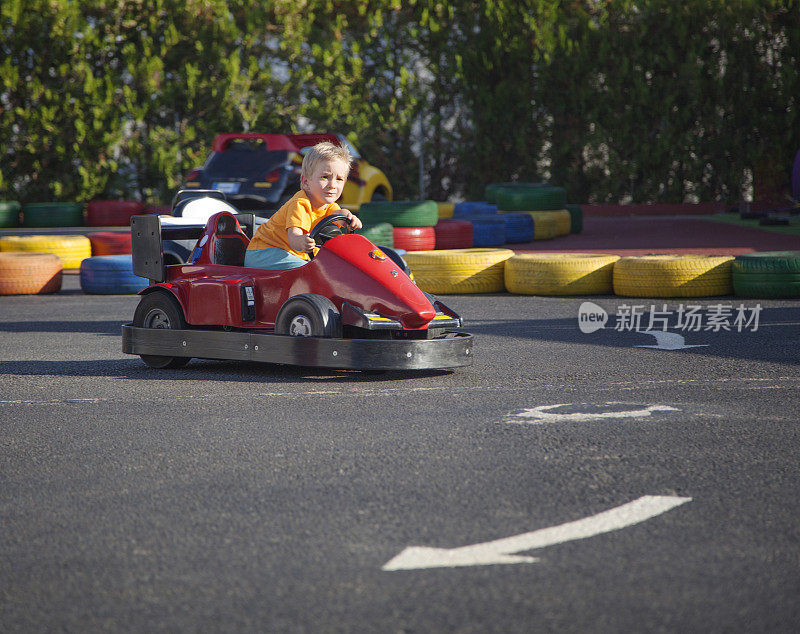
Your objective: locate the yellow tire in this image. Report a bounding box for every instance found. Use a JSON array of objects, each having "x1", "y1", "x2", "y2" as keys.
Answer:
[
  {"x1": 437, "y1": 202, "x2": 455, "y2": 218},
  {"x1": 403, "y1": 248, "x2": 516, "y2": 294},
  {"x1": 613, "y1": 255, "x2": 734, "y2": 297},
  {"x1": 0, "y1": 252, "x2": 62, "y2": 295},
  {"x1": 0, "y1": 234, "x2": 92, "y2": 269},
  {"x1": 505, "y1": 253, "x2": 620, "y2": 295},
  {"x1": 521, "y1": 212, "x2": 550, "y2": 240}
]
